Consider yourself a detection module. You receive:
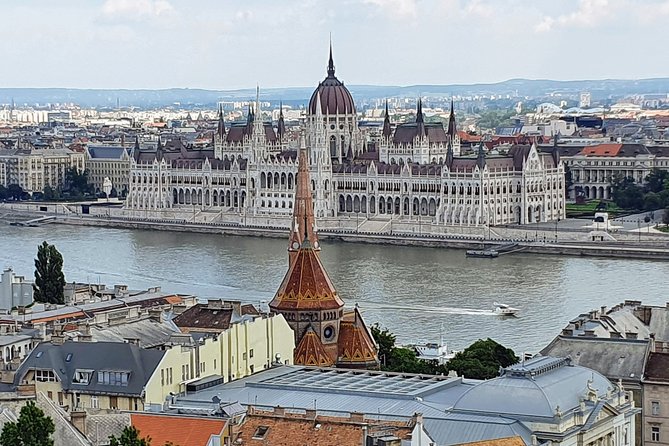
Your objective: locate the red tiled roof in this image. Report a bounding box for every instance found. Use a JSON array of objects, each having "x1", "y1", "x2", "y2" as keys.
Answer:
[
  {"x1": 579, "y1": 143, "x2": 623, "y2": 157},
  {"x1": 131, "y1": 413, "x2": 226, "y2": 446},
  {"x1": 337, "y1": 308, "x2": 378, "y2": 368},
  {"x1": 294, "y1": 327, "x2": 335, "y2": 367},
  {"x1": 270, "y1": 248, "x2": 344, "y2": 311}
]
